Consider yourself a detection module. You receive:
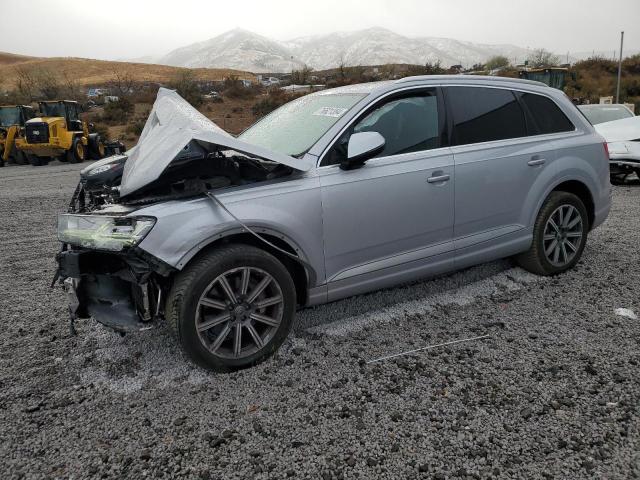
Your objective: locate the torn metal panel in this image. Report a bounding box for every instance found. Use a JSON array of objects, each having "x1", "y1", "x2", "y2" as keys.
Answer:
[{"x1": 119, "y1": 88, "x2": 312, "y2": 198}]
